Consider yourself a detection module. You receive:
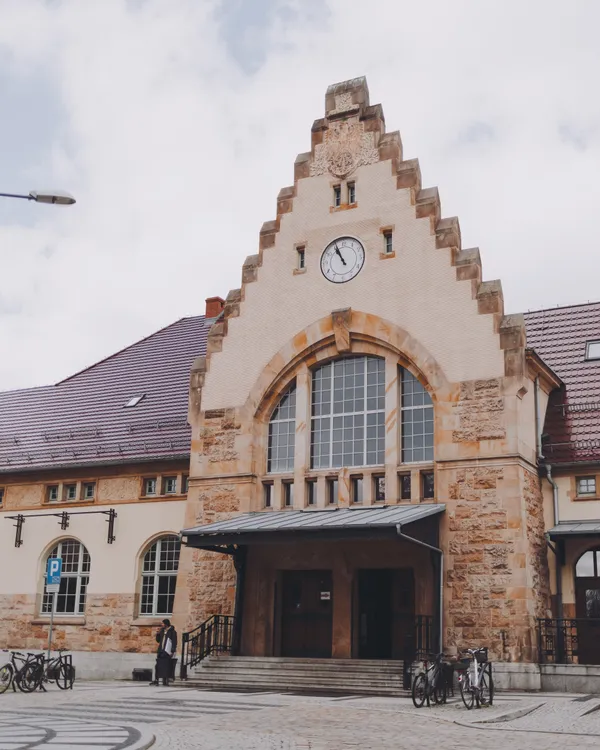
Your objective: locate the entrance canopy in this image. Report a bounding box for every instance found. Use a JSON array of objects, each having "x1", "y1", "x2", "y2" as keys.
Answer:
[
  {"x1": 181, "y1": 504, "x2": 445, "y2": 551},
  {"x1": 547, "y1": 521, "x2": 600, "y2": 539}
]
